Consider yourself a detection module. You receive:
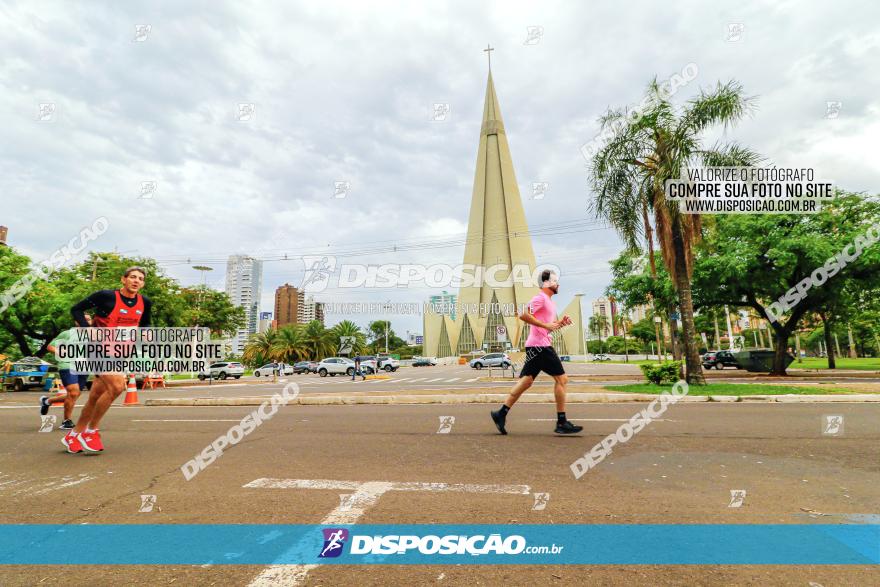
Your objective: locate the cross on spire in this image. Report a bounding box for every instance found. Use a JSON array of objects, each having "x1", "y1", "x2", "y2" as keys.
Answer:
[{"x1": 483, "y1": 44, "x2": 494, "y2": 71}]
